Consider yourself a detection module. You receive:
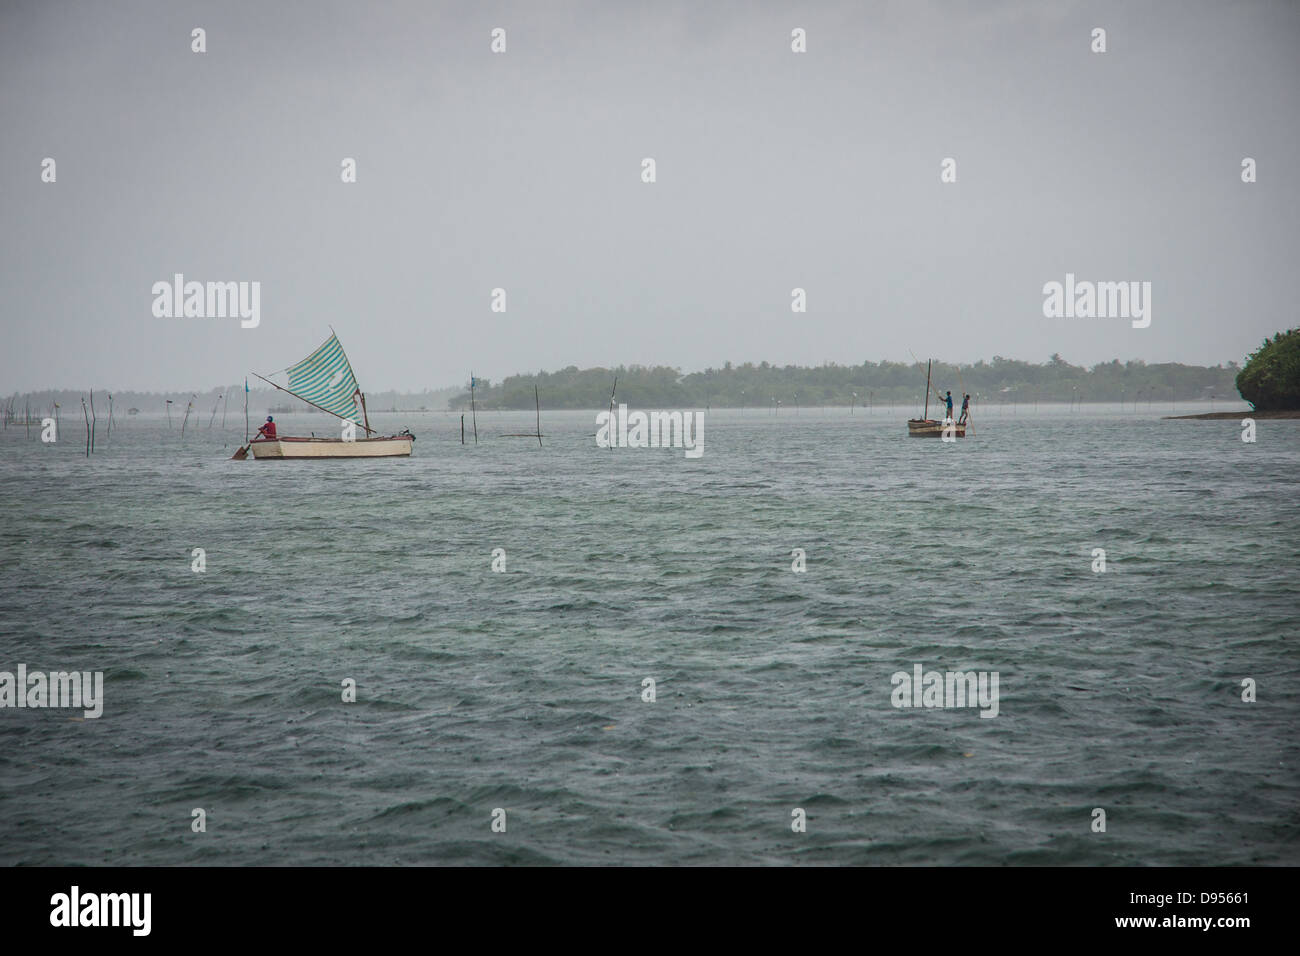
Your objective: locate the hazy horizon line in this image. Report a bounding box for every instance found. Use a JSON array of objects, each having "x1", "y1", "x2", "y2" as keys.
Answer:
[{"x1": 0, "y1": 349, "x2": 1251, "y2": 397}]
